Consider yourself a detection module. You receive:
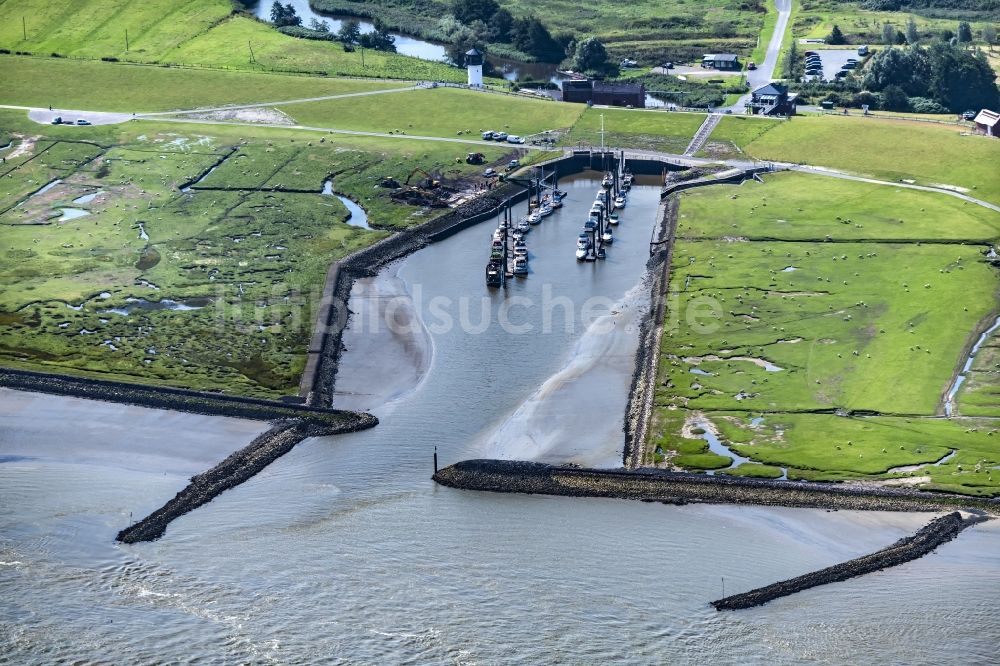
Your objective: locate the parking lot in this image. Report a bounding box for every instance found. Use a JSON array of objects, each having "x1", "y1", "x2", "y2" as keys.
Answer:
[{"x1": 803, "y1": 48, "x2": 865, "y2": 82}]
